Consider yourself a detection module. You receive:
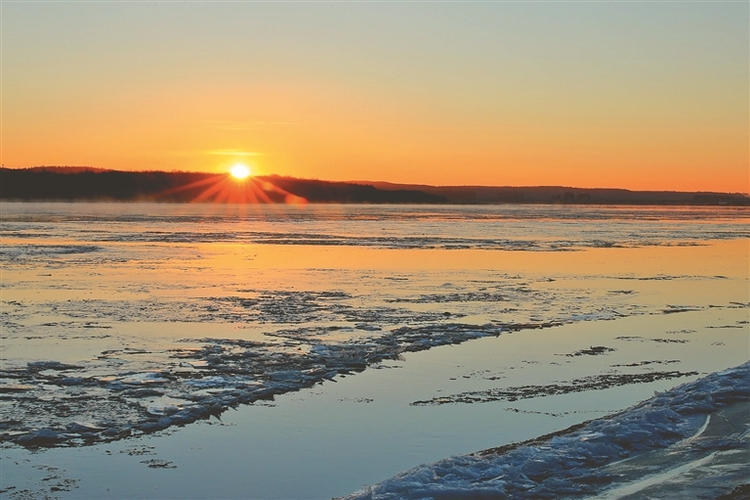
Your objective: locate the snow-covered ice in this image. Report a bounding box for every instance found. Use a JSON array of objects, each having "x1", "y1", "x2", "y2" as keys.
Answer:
[{"x1": 344, "y1": 362, "x2": 750, "y2": 499}]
